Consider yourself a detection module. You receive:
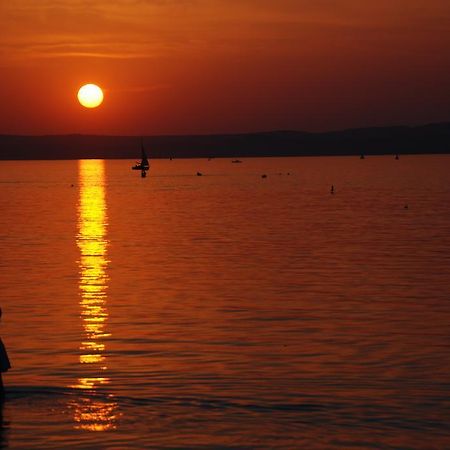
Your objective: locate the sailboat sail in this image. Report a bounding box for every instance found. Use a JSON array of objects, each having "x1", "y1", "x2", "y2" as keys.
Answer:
[
  {"x1": 141, "y1": 145, "x2": 149, "y2": 168},
  {"x1": 132, "y1": 140, "x2": 150, "y2": 171}
]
